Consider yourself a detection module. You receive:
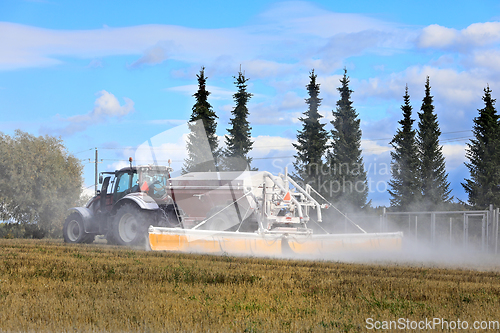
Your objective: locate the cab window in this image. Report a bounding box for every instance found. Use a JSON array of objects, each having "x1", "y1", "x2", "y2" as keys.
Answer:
[
  {"x1": 114, "y1": 172, "x2": 135, "y2": 200},
  {"x1": 131, "y1": 173, "x2": 139, "y2": 188}
]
